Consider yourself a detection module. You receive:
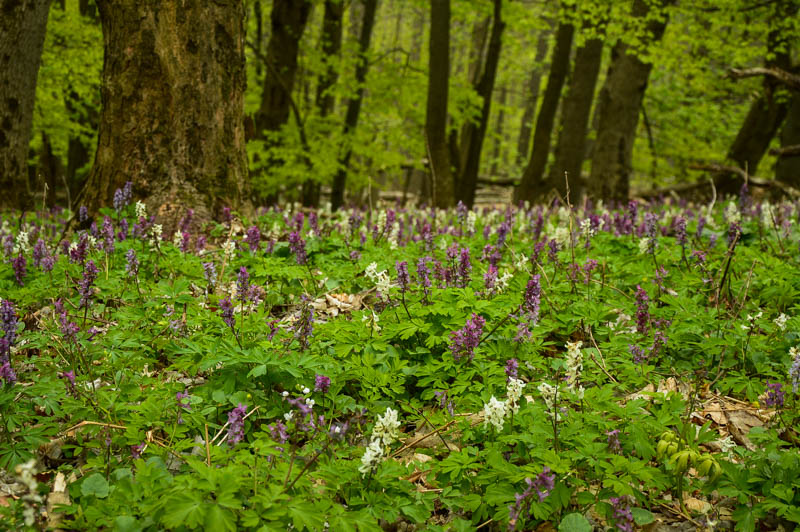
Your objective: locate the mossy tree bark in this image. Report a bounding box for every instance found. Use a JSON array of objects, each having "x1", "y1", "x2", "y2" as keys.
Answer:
[
  {"x1": 78, "y1": 0, "x2": 249, "y2": 230},
  {"x1": 0, "y1": 0, "x2": 52, "y2": 211},
  {"x1": 587, "y1": 0, "x2": 670, "y2": 202},
  {"x1": 425, "y1": 0, "x2": 455, "y2": 208},
  {"x1": 515, "y1": 19, "x2": 574, "y2": 204}
]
